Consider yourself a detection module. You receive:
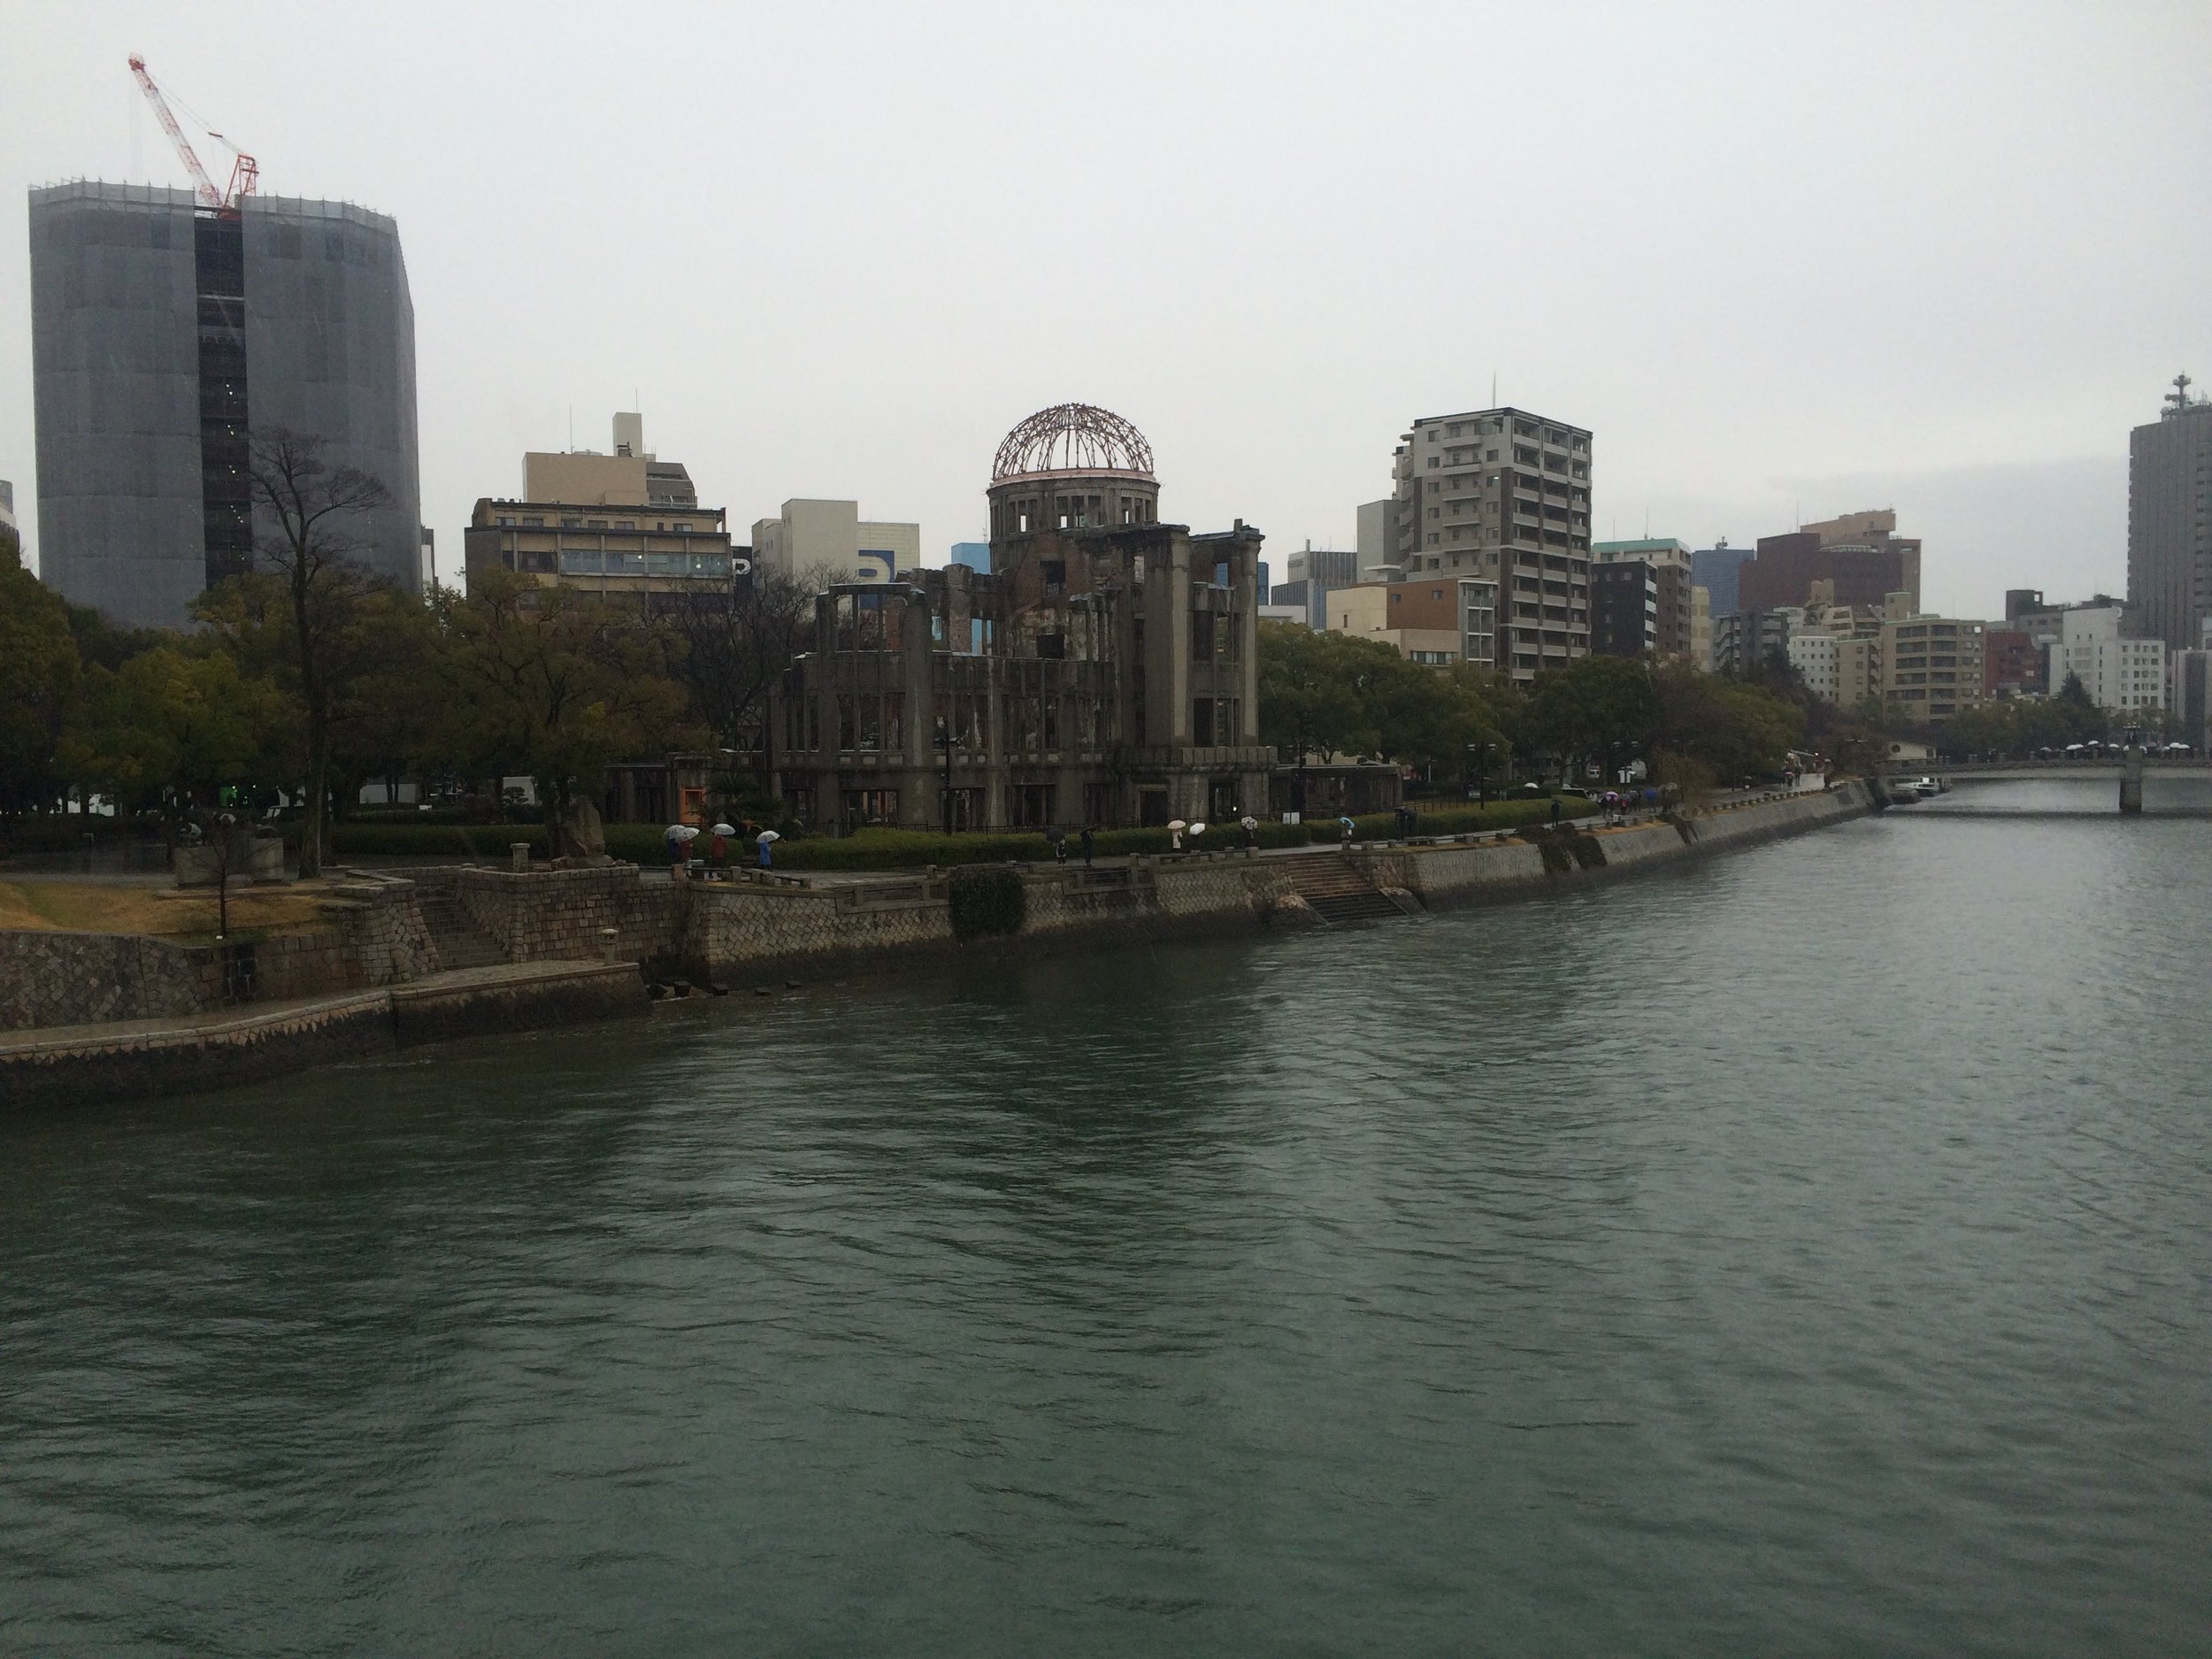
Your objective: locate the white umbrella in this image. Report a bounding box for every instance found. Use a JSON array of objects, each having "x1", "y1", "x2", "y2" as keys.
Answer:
[
  {"x1": 710, "y1": 821, "x2": 737, "y2": 836},
  {"x1": 1240, "y1": 816, "x2": 1257, "y2": 830},
  {"x1": 1189, "y1": 821, "x2": 1207, "y2": 836},
  {"x1": 756, "y1": 829, "x2": 781, "y2": 844},
  {"x1": 1166, "y1": 818, "x2": 1187, "y2": 832},
  {"x1": 677, "y1": 825, "x2": 702, "y2": 841}
]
